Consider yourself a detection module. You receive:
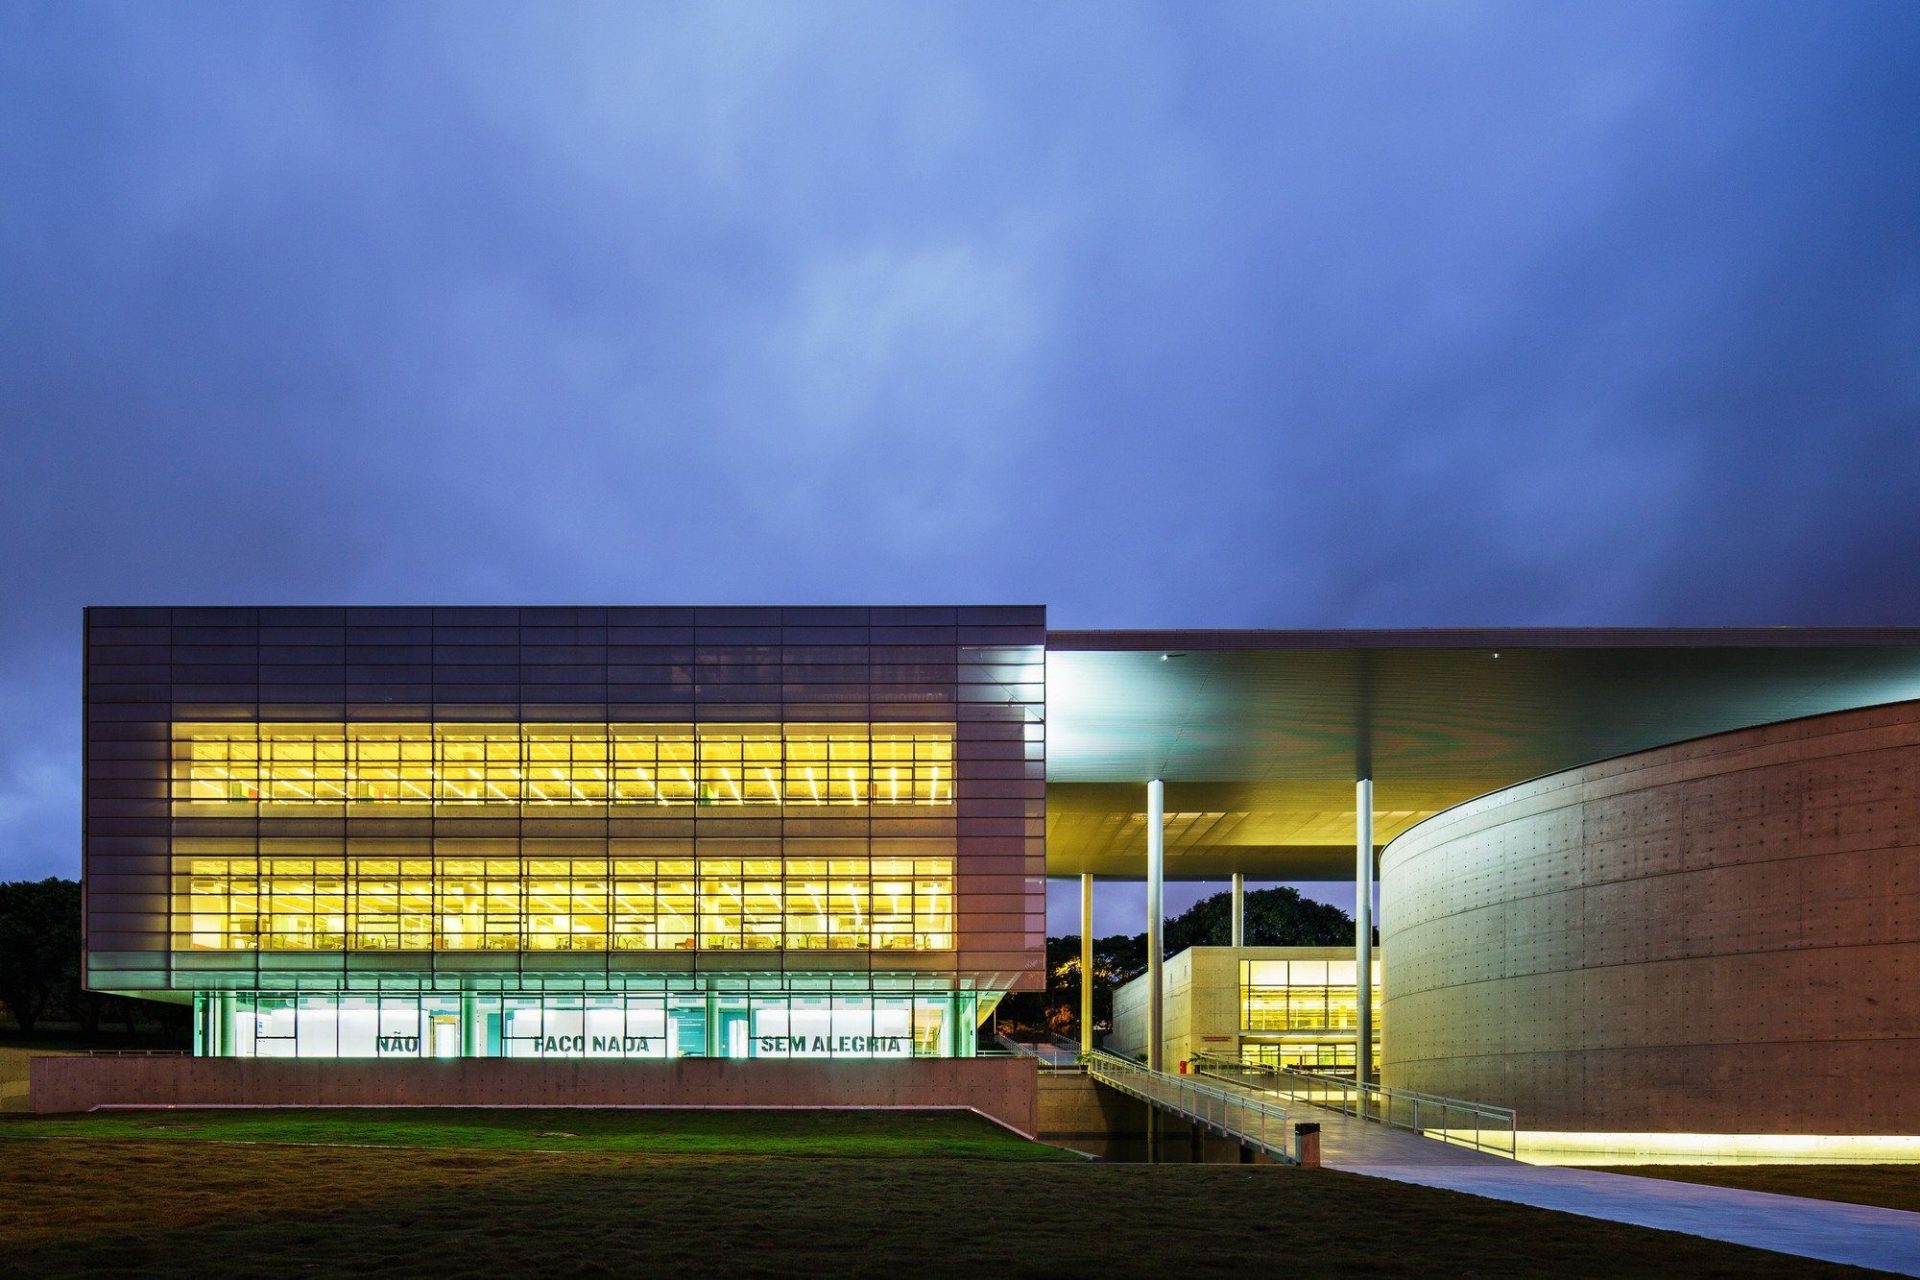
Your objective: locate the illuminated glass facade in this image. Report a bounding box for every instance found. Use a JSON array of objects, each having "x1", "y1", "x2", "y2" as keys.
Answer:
[
  {"x1": 1238, "y1": 956, "x2": 1382, "y2": 1071},
  {"x1": 172, "y1": 853, "x2": 956, "y2": 954},
  {"x1": 85, "y1": 606, "x2": 1046, "y2": 1061},
  {"x1": 199, "y1": 990, "x2": 982, "y2": 1060},
  {"x1": 170, "y1": 721, "x2": 956, "y2": 809}
]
